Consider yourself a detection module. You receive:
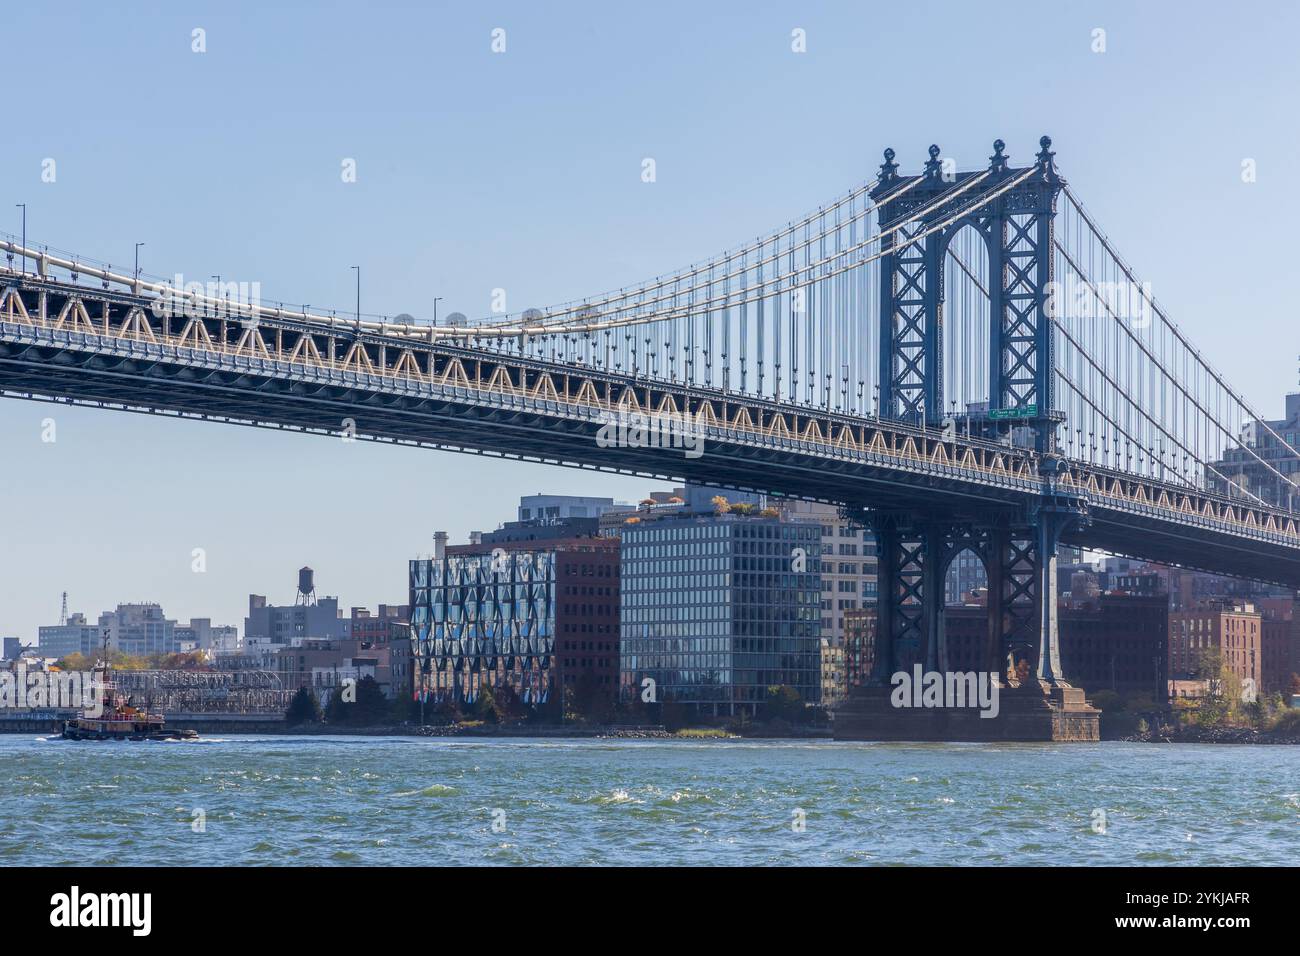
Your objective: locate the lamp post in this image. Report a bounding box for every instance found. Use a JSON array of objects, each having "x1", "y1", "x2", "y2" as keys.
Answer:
[
  {"x1": 433, "y1": 296, "x2": 443, "y2": 326},
  {"x1": 15, "y1": 204, "x2": 25, "y2": 275},
  {"x1": 350, "y1": 266, "x2": 360, "y2": 324},
  {"x1": 134, "y1": 242, "x2": 145, "y2": 288}
]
